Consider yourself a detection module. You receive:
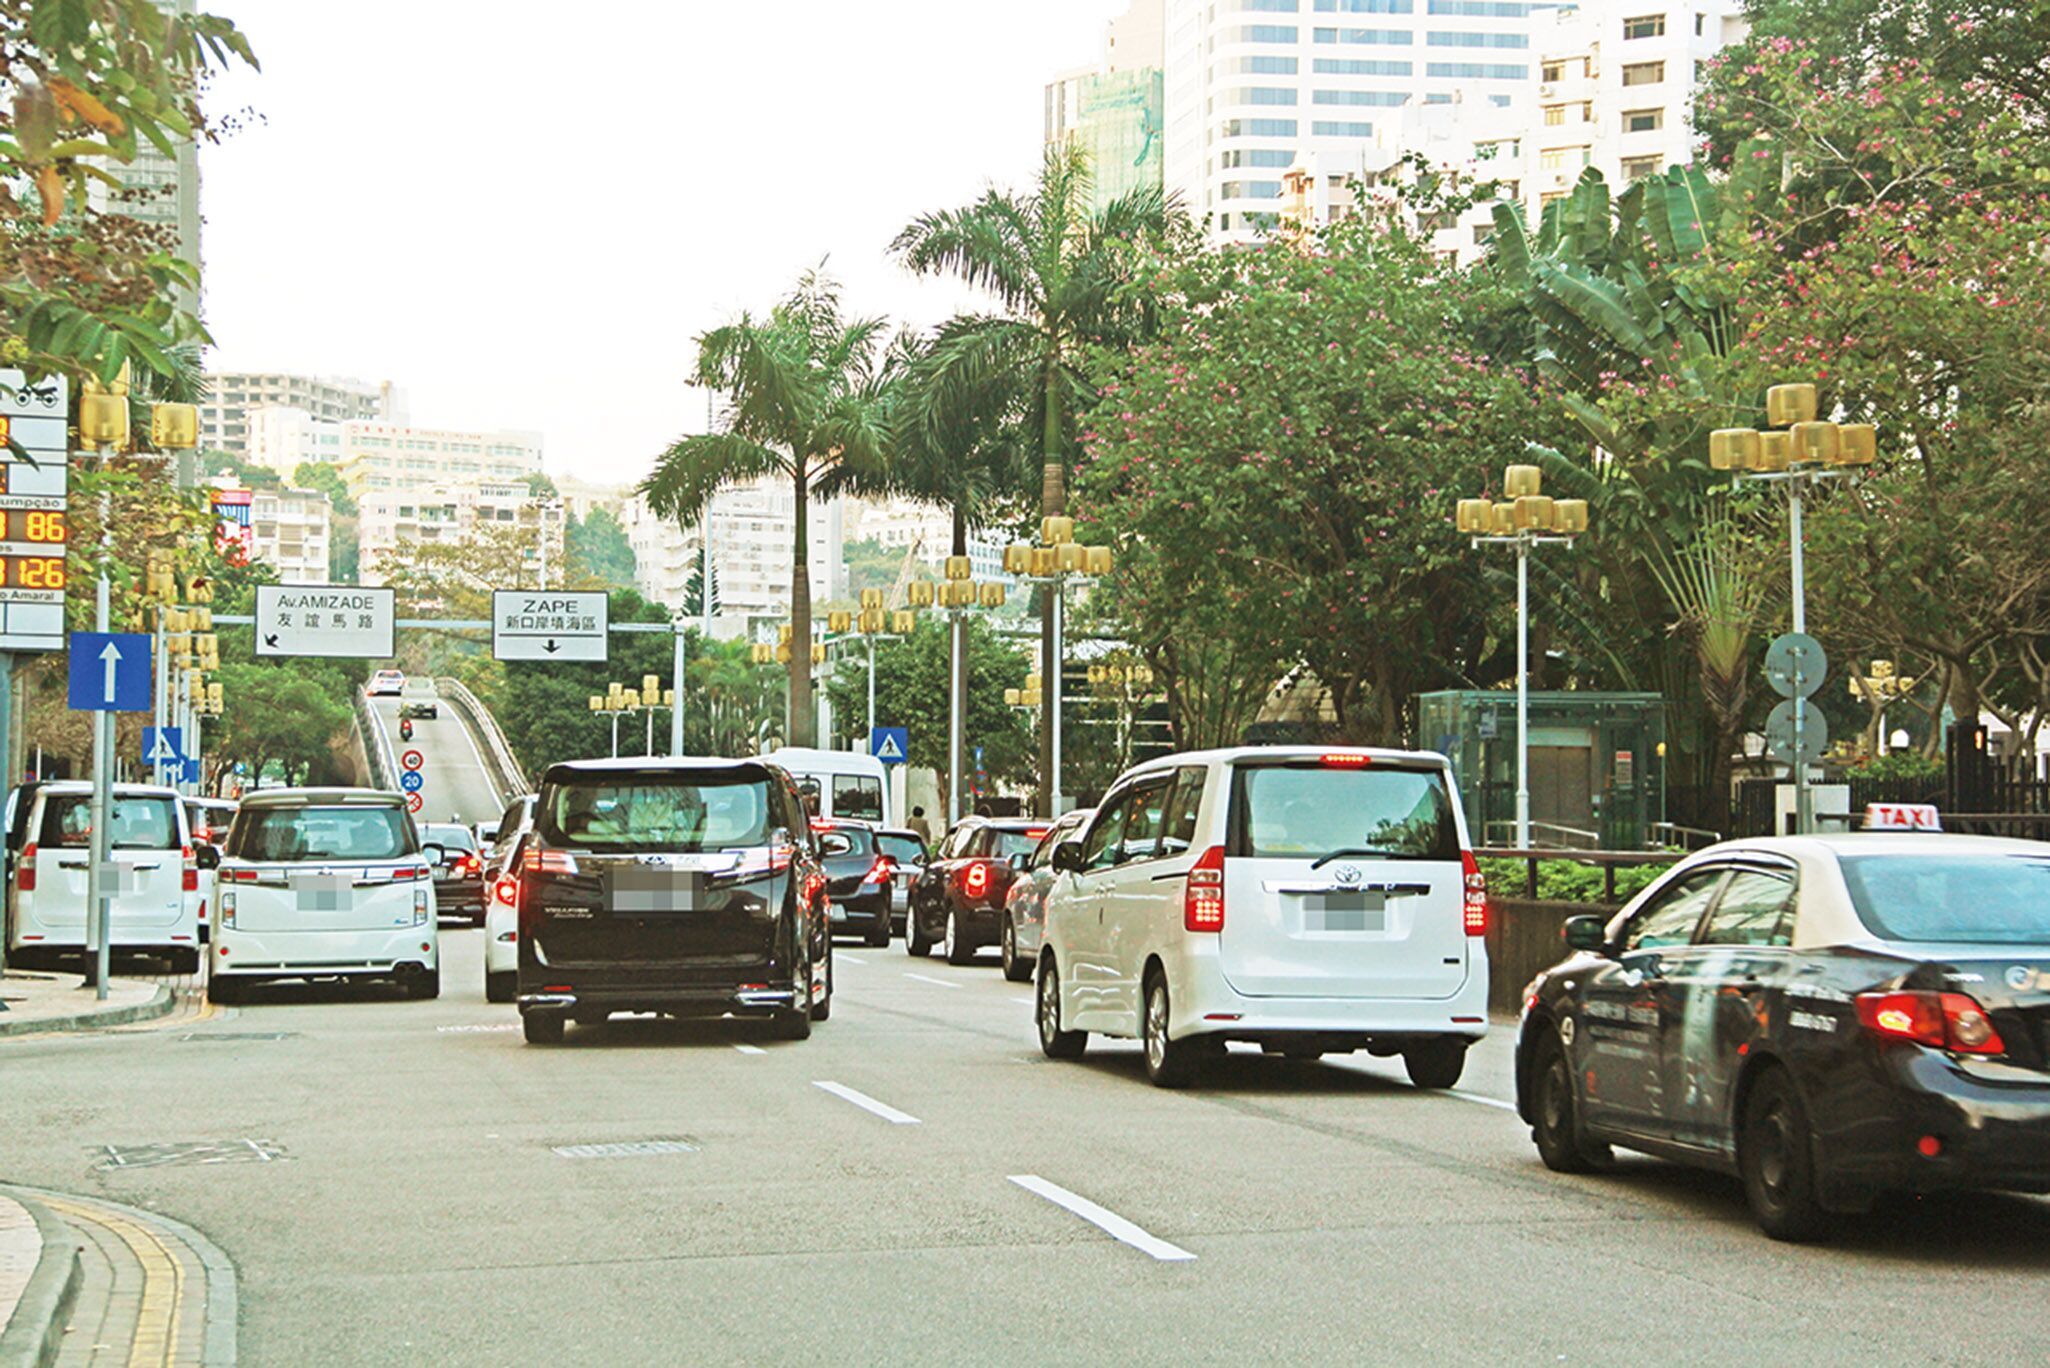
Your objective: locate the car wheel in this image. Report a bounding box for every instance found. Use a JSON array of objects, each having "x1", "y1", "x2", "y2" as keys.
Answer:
[
  {"x1": 522, "y1": 1012, "x2": 564, "y2": 1045},
  {"x1": 1531, "y1": 1029, "x2": 1612, "y2": 1173},
  {"x1": 811, "y1": 943, "x2": 833, "y2": 1022},
  {"x1": 1741, "y1": 1067, "x2": 1829, "y2": 1241},
  {"x1": 906, "y1": 911, "x2": 933, "y2": 958},
  {"x1": 206, "y1": 975, "x2": 241, "y2": 1007},
  {"x1": 1143, "y1": 972, "x2": 1208, "y2": 1088},
  {"x1": 408, "y1": 964, "x2": 441, "y2": 1000},
  {"x1": 485, "y1": 971, "x2": 515, "y2": 1004},
  {"x1": 944, "y1": 912, "x2": 975, "y2": 966},
  {"x1": 1402, "y1": 1037, "x2": 1467, "y2": 1090},
  {"x1": 1001, "y1": 922, "x2": 1032, "y2": 982},
  {"x1": 865, "y1": 914, "x2": 890, "y2": 949},
  {"x1": 1036, "y1": 955, "x2": 1086, "y2": 1061}
]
